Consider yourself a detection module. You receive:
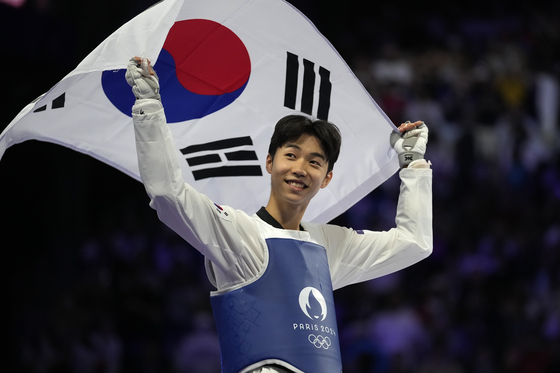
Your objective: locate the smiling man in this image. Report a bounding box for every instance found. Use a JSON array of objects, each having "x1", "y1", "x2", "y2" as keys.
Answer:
[
  {"x1": 263, "y1": 115, "x2": 339, "y2": 231},
  {"x1": 127, "y1": 58, "x2": 432, "y2": 373}
]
